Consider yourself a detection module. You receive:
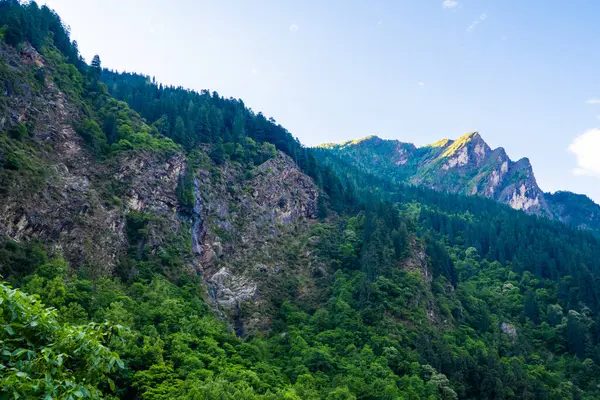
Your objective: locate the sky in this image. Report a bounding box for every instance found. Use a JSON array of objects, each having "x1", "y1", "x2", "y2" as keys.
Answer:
[{"x1": 41, "y1": 0, "x2": 600, "y2": 202}]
